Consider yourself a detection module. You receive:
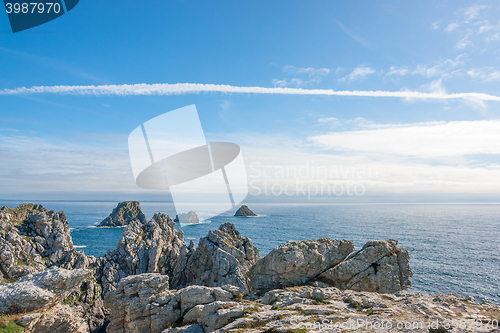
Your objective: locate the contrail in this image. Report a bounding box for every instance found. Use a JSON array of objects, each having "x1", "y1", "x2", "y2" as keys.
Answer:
[{"x1": 1, "y1": 82, "x2": 499, "y2": 102}]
